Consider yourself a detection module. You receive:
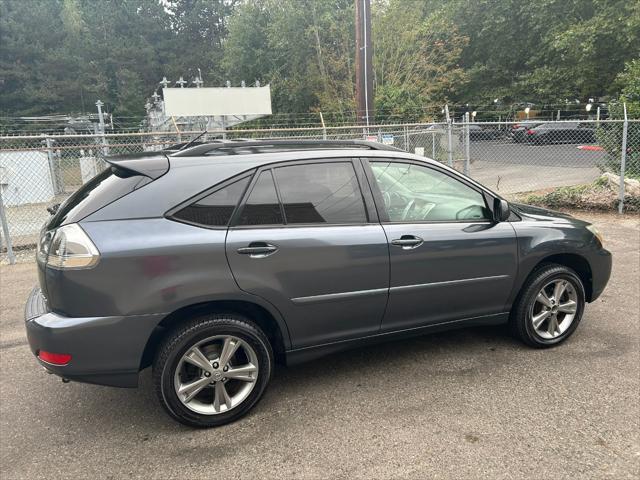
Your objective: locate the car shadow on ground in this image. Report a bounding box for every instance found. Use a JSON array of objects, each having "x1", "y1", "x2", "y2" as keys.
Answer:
[
  {"x1": 275, "y1": 324, "x2": 515, "y2": 381},
  {"x1": 42, "y1": 324, "x2": 518, "y2": 433}
]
